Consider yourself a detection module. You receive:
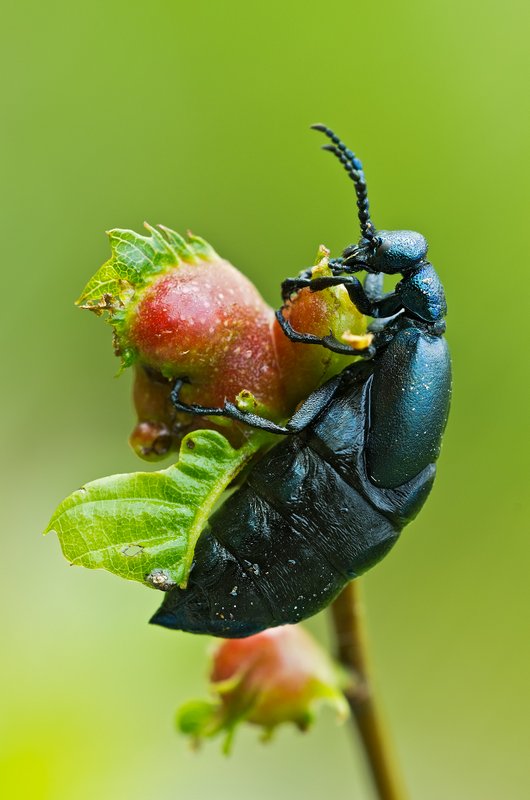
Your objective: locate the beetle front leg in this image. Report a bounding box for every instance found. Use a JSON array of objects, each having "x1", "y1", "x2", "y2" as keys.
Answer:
[
  {"x1": 275, "y1": 305, "x2": 375, "y2": 358},
  {"x1": 281, "y1": 274, "x2": 313, "y2": 303},
  {"x1": 309, "y1": 274, "x2": 404, "y2": 320},
  {"x1": 280, "y1": 260, "x2": 350, "y2": 301},
  {"x1": 278, "y1": 274, "x2": 381, "y2": 356},
  {"x1": 280, "y1": 260, "x2": 349, "y2": 302},
  {"x1": 317, "y1": 275, "x2": 403, "y2": 319},
  {"x1": 363, "y1": 271, "x2": 384, "y2": 301},
  {"x1": 307, "y1": 275, "x2": 376, "y2": 315}
]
